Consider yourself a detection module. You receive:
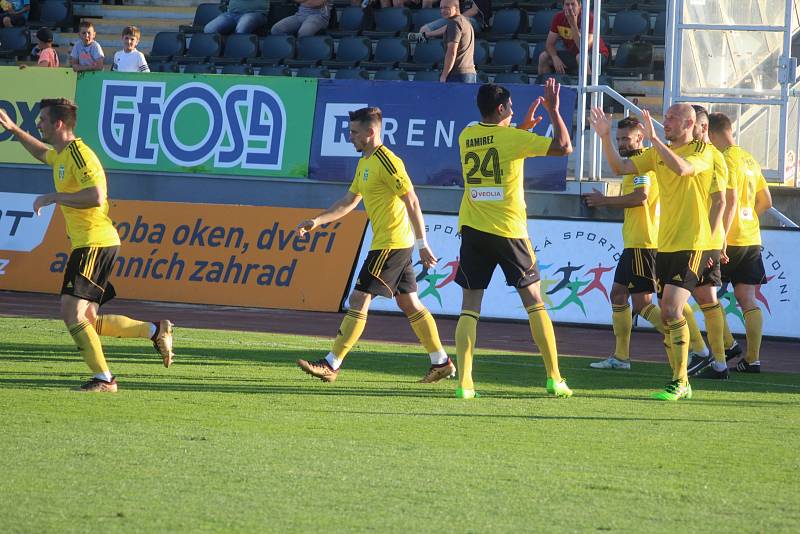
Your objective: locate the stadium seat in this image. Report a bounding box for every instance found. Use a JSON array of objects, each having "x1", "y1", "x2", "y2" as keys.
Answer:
[
  {"x1": 517, "y1": 0, "x2": 559, "y2": 9},
  {"x1": 183, "y1": 63, "x2": 217, "y2": 74},
  {"x1": 363, "y1": 7, "x2": 411, "y2": 38},
  {"x1": 148, "y1": 32, "x2": 186, "y2": 63},
  {"x1": 473, "y1": 39, "x2": 490, "y2": 68},
  {"x1": 481, "y1": 39, "x2": 529, "y2": 73},
  {"x1": 258, "y1": 65, "x2": 292, "y2": 76},
  {"x1": 605, "y1": 9, "x2": 651, "y2": 44},
  {"x1": 221, "y1": 63, "x2": 254, "y2": 75},
  {"x1": 148, "y1": 61, "x2": 180, "y2": 73},
  {"x1": 36, "y1": 1, "x2": 71, "y2": 31},
  {"x1": 284, "y1": 35, "x2": 333, "y2": 67},
  {"x1": 180, "y1": 32, "x2": 223, "y2": 63},
  {"x1": 373, "y1": 69, "x2": 409, "y2": 81},
  {"x1": 266, "y1": 2, "x2": 299, "y2": 34},
  {"x1": 398, "y1": 39, "x2": 444, "y2": 71},
  {"x1": 606, "y1": 41, "x2": 653, "y2": 77},
  {"x1": 412, "y1": 70, "x2": 440, "y2": 81},
  {"x1": 520, "y1": 9, "x2": 559, "y2": 41},
  {"x1": 213, "y1": 33, "x2": 259, "y2": 64},
  {"x1": 493, "y1": 72, "x2": 530, "y2": 85},
  {"x1": 250, "y1": 35, "x2": 295, "y2": 66},
  {"x1": 486, "y1": 8, "x2": 529, "y2": 40},
  {"x1": 411, "y1": 8, "x2": 440, "y2": 31},
  {"x1": 334, "y1": 68, "x2": 369, "y2": 80},
  {"x1": 0, "y1": 27, "x2": 30, "y2": 60},
  {"x1": 321, "y1": 36, "x2": 371, "y2": 68},
  {"x1": 179, "y1": 3, "x2": 223, "y2": 34},
  {"x1": 642, "y1": 11, "x2": 667, "y2": 44},
  {"x1": 328, "y1": 6, "x2": 365, "y2": 38},
  {"x1": 536, "y1": 73, "x2": 578, "y2": 85},
  {"x1": 296, "y1": 66, "x2": 331, "y2": 78},
  {"x1": 360, "y1": 37, "x2": 408, "y2": 69}
]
